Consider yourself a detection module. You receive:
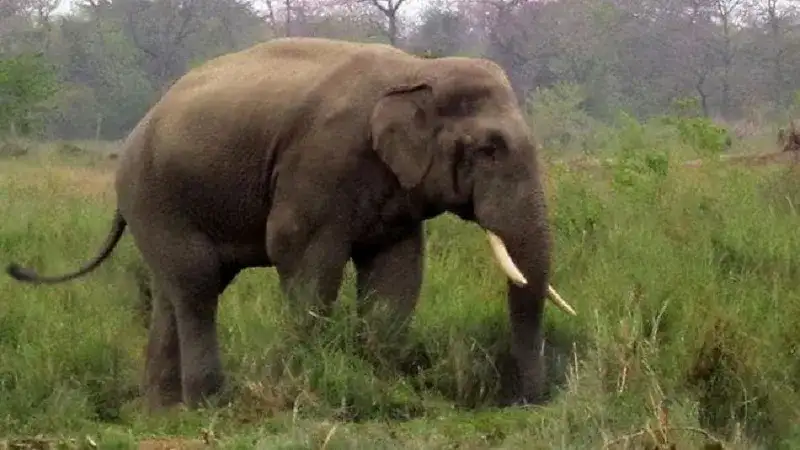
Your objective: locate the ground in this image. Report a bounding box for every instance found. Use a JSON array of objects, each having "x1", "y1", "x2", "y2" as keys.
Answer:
[{"x1": 0, "y1": 138, "x2": 799, "y2": 449}]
